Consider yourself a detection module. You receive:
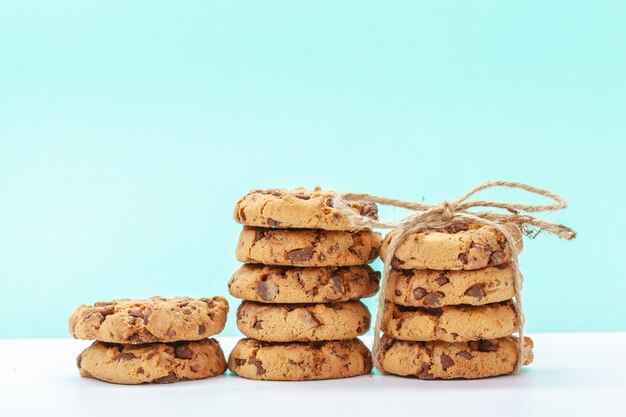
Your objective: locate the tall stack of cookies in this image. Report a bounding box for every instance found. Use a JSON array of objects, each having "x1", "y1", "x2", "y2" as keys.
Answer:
[
  {"x1": 227, "y1": 187, "x2": 382, "y2": 381},
  {"x1": 377, "y1": 223, "x2": 534, "y2": 379},
  {"x1": 69, "y1": 296, "x2": 229, "y2": 384}
]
